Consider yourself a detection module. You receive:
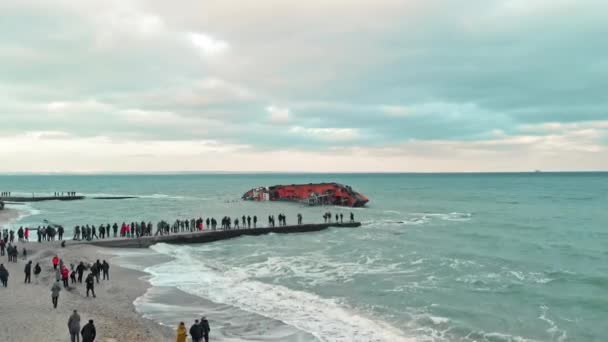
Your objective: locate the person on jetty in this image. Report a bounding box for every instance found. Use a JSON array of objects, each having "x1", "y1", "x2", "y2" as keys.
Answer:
[
  {"x1": 68, "y1": 310, "x2": 81, "y2": 342},
  {"x1": 24, "y1": 260, "x2": 32, "y2": 283},
  {"x1": 297, "y1": 213, "x2": 303, "y2": 225},
  {"x1": 189, "y1": 320, "x2": 203, "y2": 342},
  {"x1": 201, "y1": 316, "x2": 211, "y2": 342},
  {"x1": 81, "y1": 319, "x2": 96, "y2": 342},
  {"x1": 350, "y1": 212, "x2": 355, "y2": 222},
  {"x1": 340, "y1": 213, "x2": 344, "y2": 223},
  {"x1": 176, "y1": 322, "x2": 188, "y2": 342},
  {"x1": 51, "y1": 280, "x2": 62, "y2": 309},
  {"x1": 85, "y1": 273, "x2": 96, "y2": 298},
  {"x1": 0, "y1": 263, "x2": 9, "y2": 287}
]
